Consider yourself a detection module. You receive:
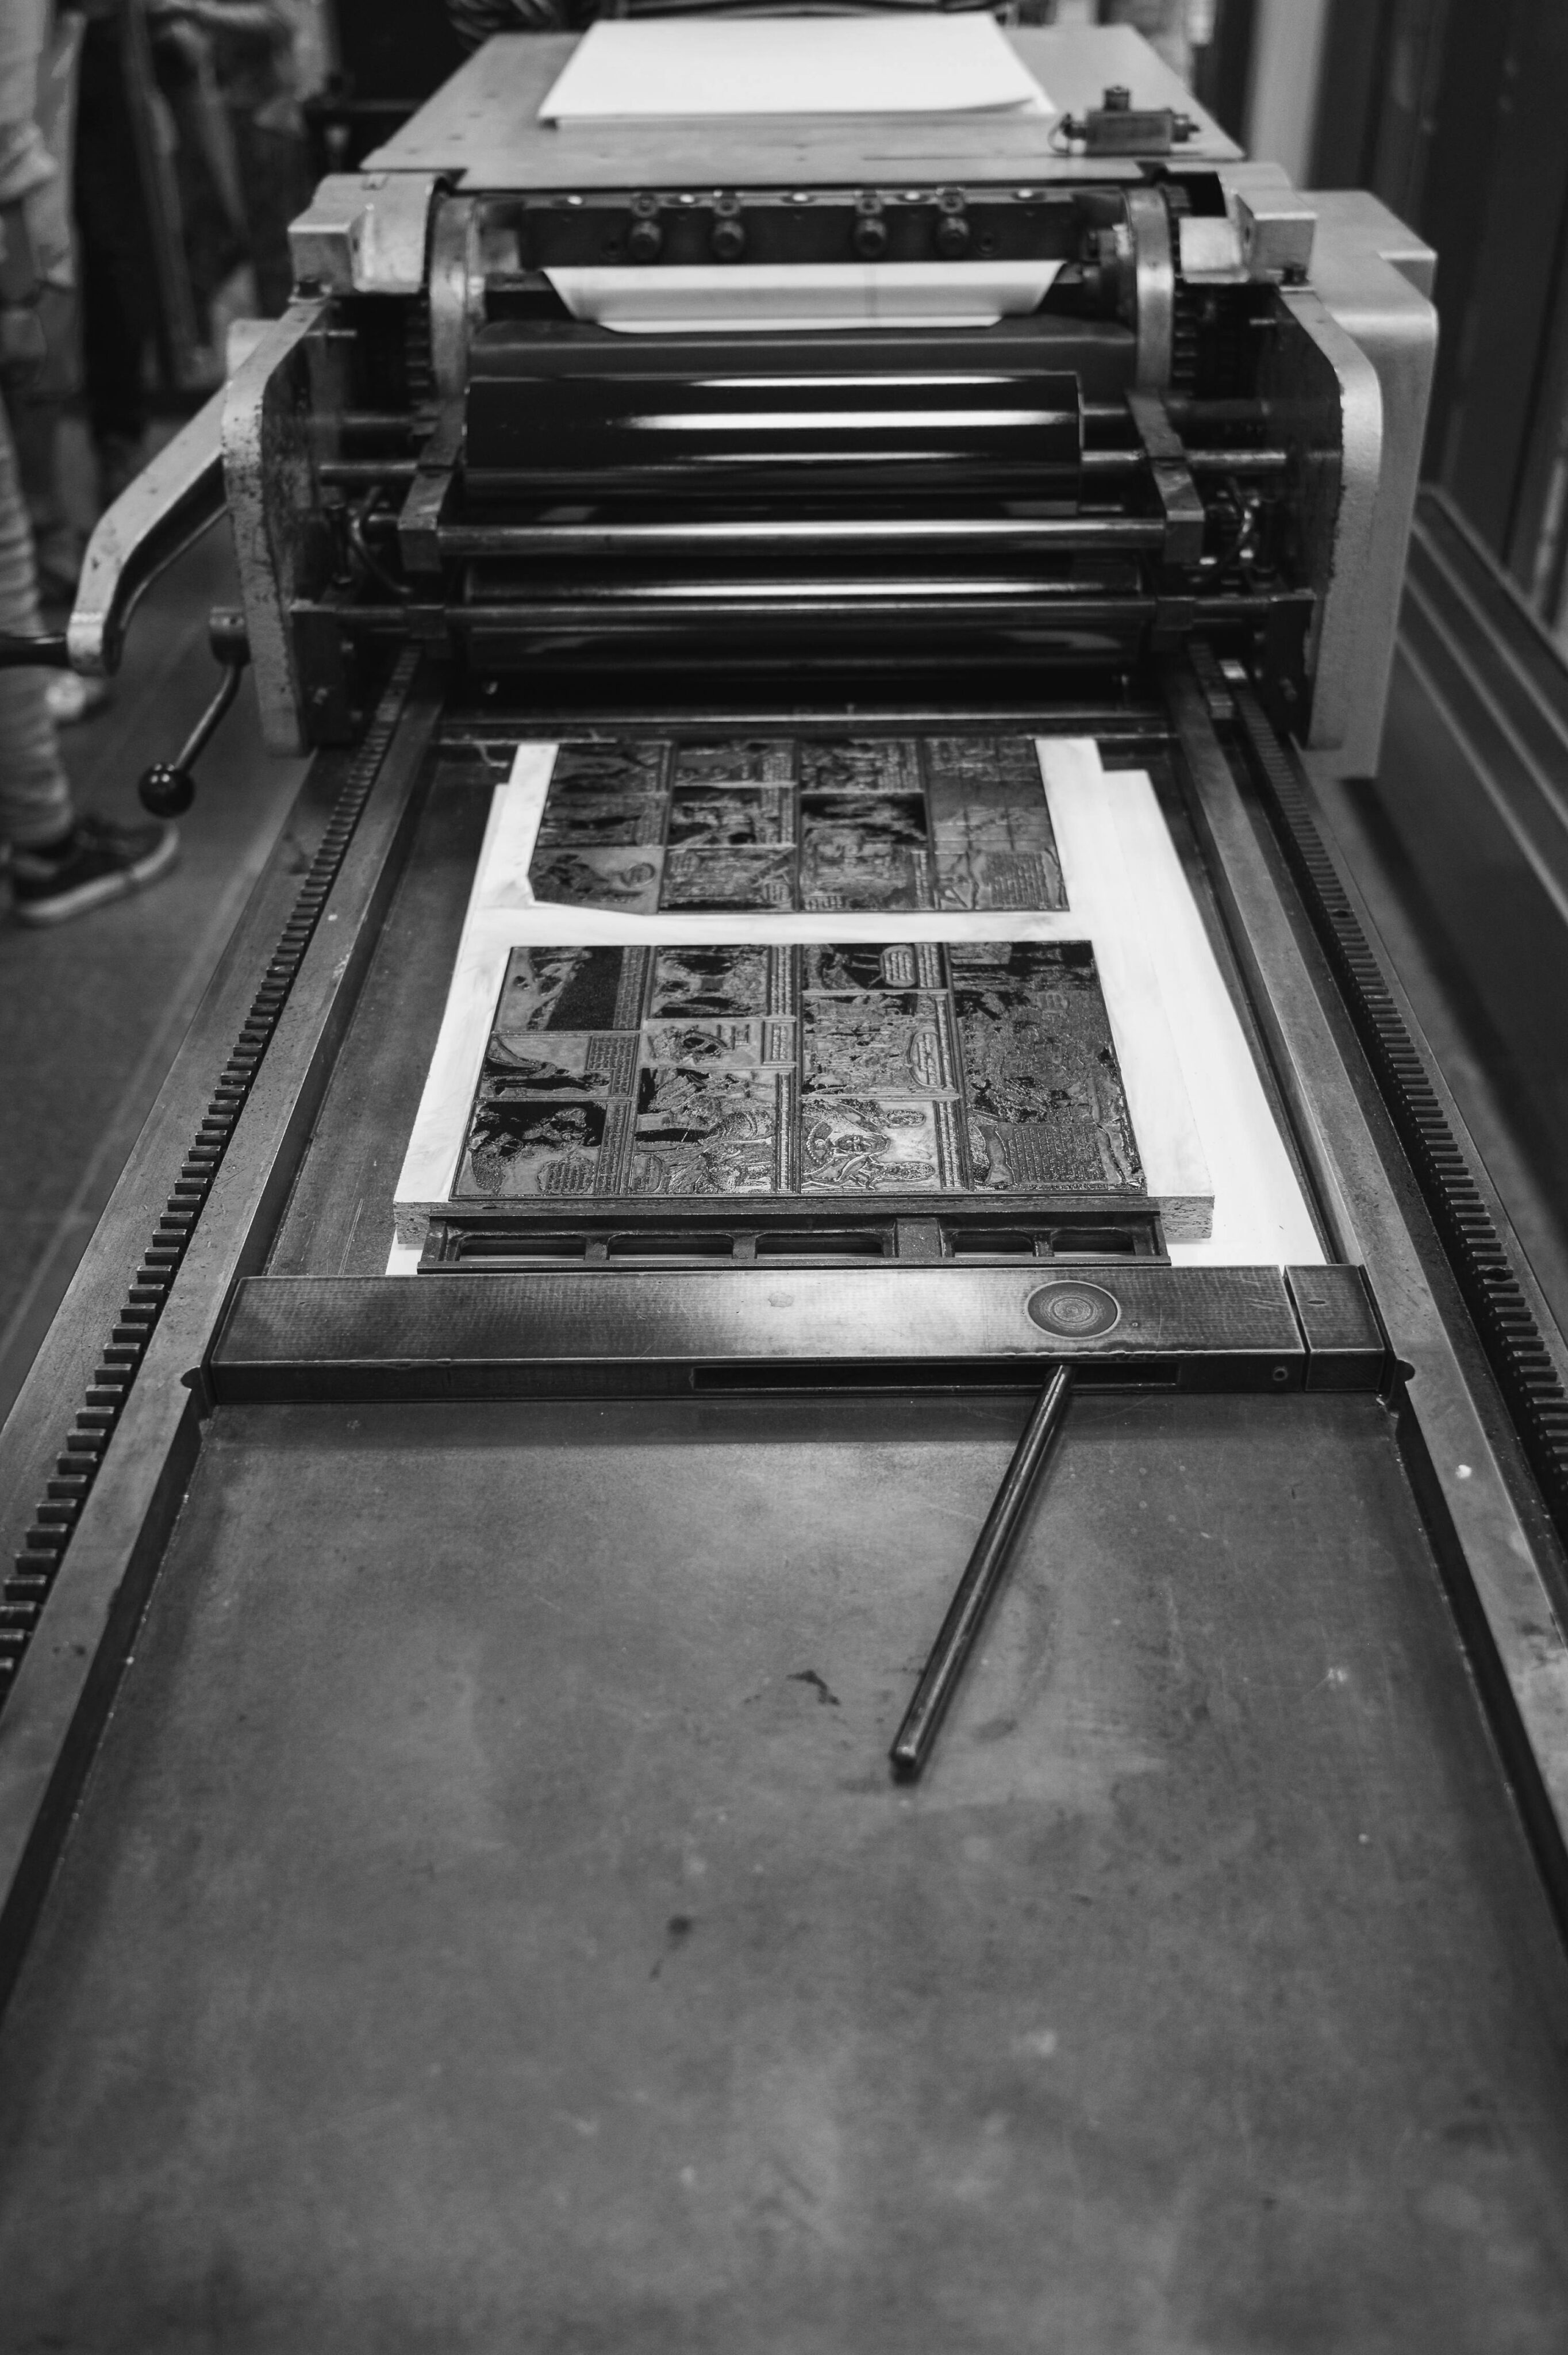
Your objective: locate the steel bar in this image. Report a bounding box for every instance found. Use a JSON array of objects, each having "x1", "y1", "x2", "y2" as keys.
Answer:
[
  {"x1": 0, "y1": 634, "x2": 70, "y2": 669},
  {"x1": 336, "y1": 412, "x2": 431, "y2": 438},
  {"x1": 209, "y1": 1265, "x2": 1348, "y2": 1398},
  {"x1": 317, "y1": 589, "x2": 1293, "y2": 635},
  {"x1": 1183, "y1": 449, "x2": 1288, "y2": 473},
  {"x1": 440, "y1": 516, "x2": 1166, "y2": 555},
  {"x1": 890, "y1": 1364, "x2": 1071, "y2": 1782},
  {"x1": 456, "y1": 593, "x2": 1149, "y2": 630},
  {"x1": 1081, "y1": 448, "x2": 1287, "y2": 474},
  {"x1": 1085, "y1": 398, "x2": 1271, "y2": 425},
  {"x1": 318, "y1": 461, "x2": 420, "y2": 486},
  {"x1": 437, "y1": 452, "x2": 1281, "y2": 499}
]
